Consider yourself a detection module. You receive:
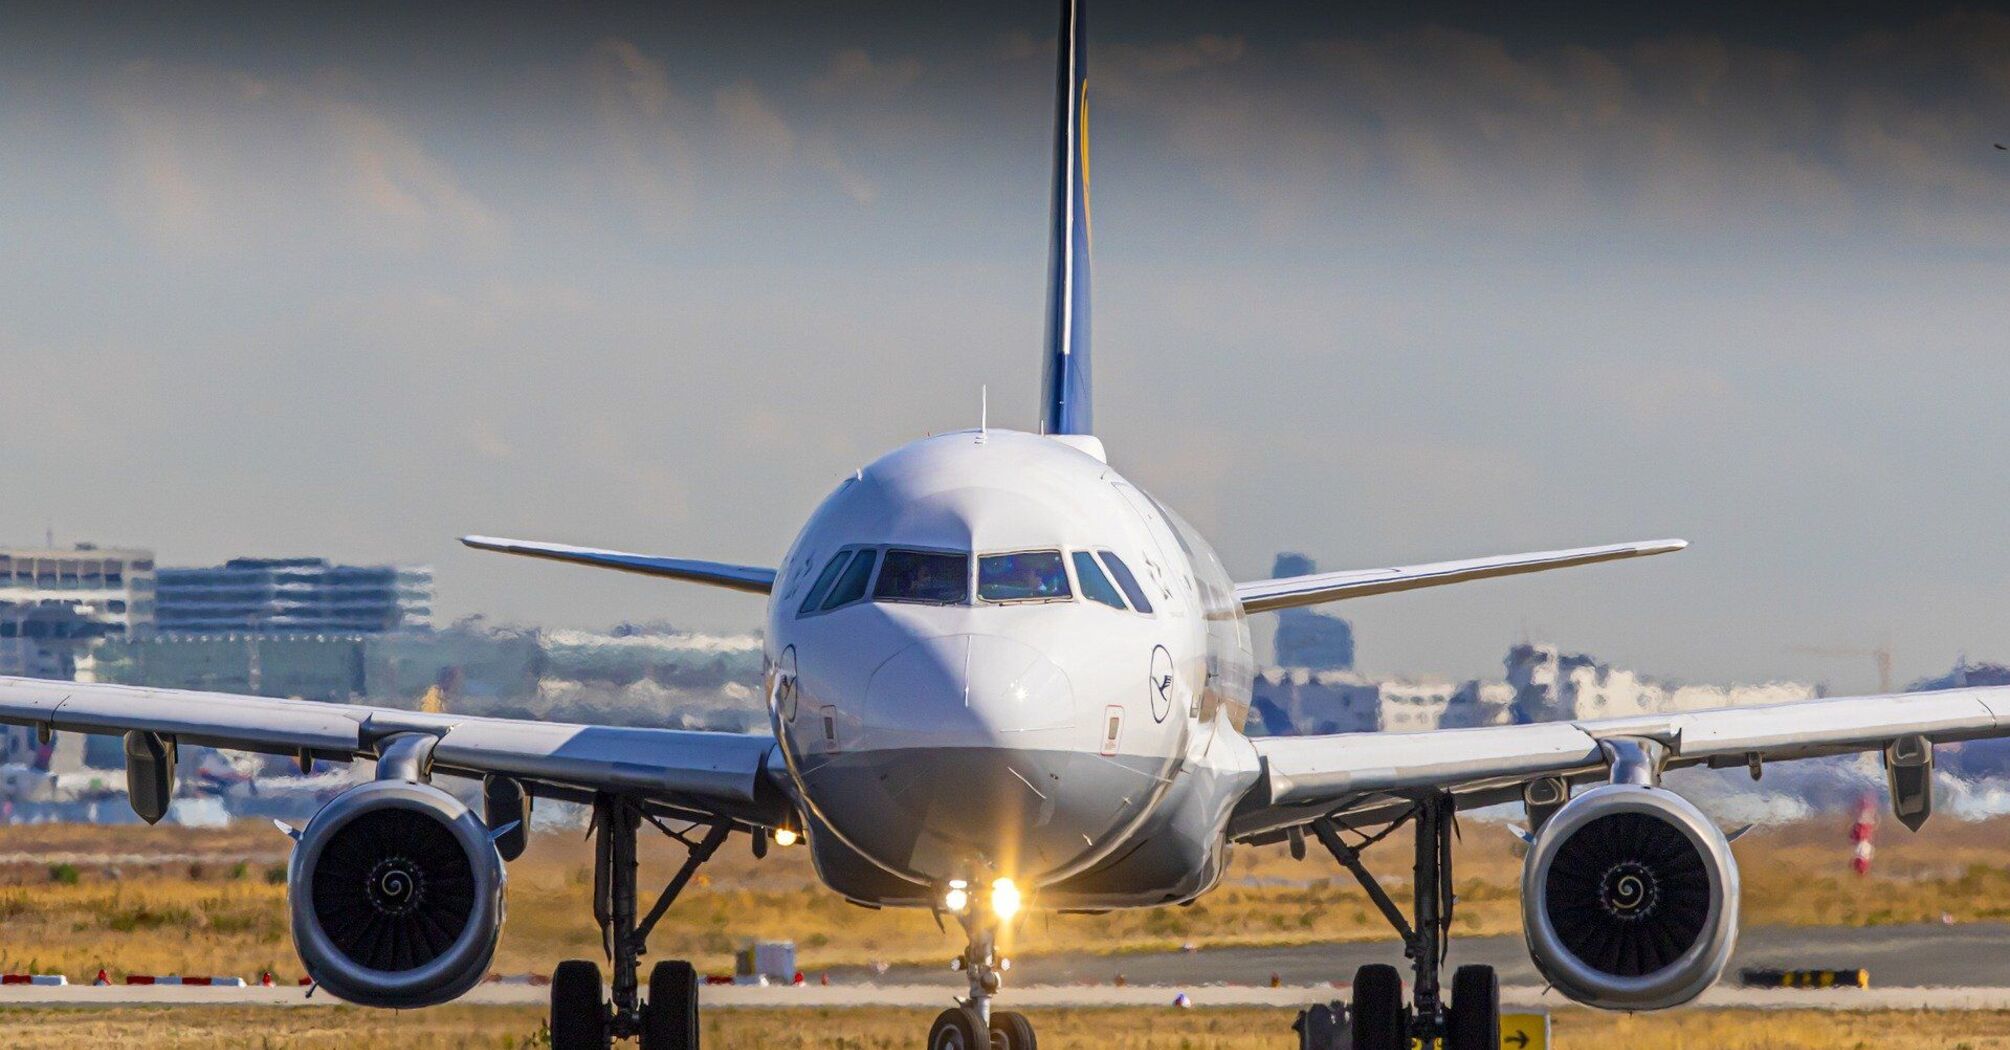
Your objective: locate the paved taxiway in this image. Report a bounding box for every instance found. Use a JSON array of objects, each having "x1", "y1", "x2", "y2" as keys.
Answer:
[
  {"x1": 8, "y1": 983, "x2": 2010, "y2": 1010},
  {"x1": 829, "y1": 921, "x2": 2010, "y2": 992},
  {"x1": 4, "y1": 924, "x2": 2009, "y2": 1009}
]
